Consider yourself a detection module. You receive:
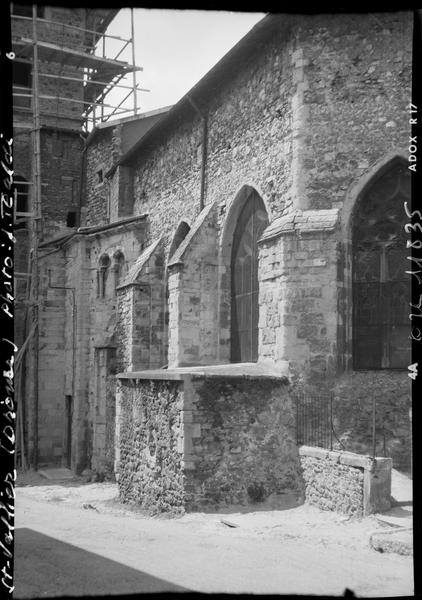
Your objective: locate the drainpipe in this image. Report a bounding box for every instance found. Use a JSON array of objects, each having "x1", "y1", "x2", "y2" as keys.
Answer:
[{"x1": 186, "y1": 95, "x2": 207, "y2": 211}]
